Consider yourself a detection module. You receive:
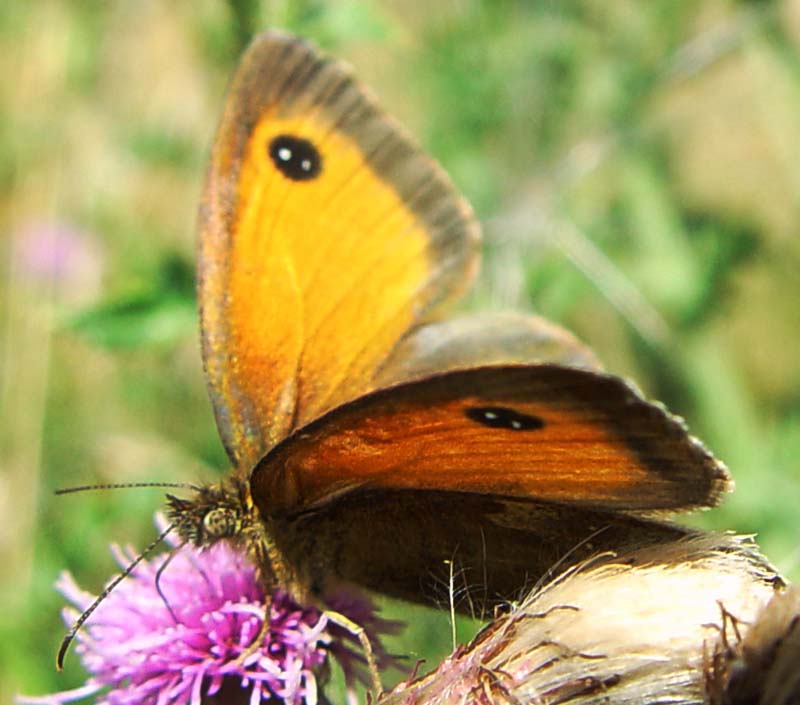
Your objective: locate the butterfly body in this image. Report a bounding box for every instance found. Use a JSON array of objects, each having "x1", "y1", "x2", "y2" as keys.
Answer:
[
  {"x1": 165, "y1": 477, "x2": 315, "y2": 605},
  {"x1": 169, "y1": 30, "x2": 731, "y2": 622},
  {"x1": 165, "y1": 468, "x2": 696, "y2": 619}
]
